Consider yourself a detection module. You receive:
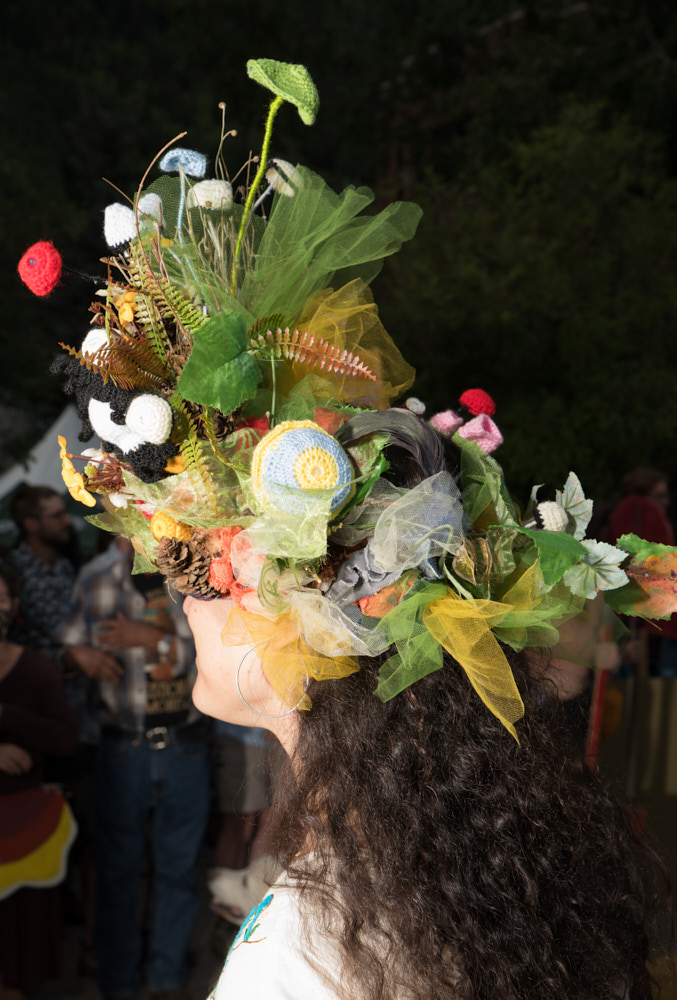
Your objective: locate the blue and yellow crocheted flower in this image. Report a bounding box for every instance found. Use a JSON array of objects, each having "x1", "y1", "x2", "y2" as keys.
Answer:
[{"x1": 251, "y1": 420, "x2": 353, "y2": 515}]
